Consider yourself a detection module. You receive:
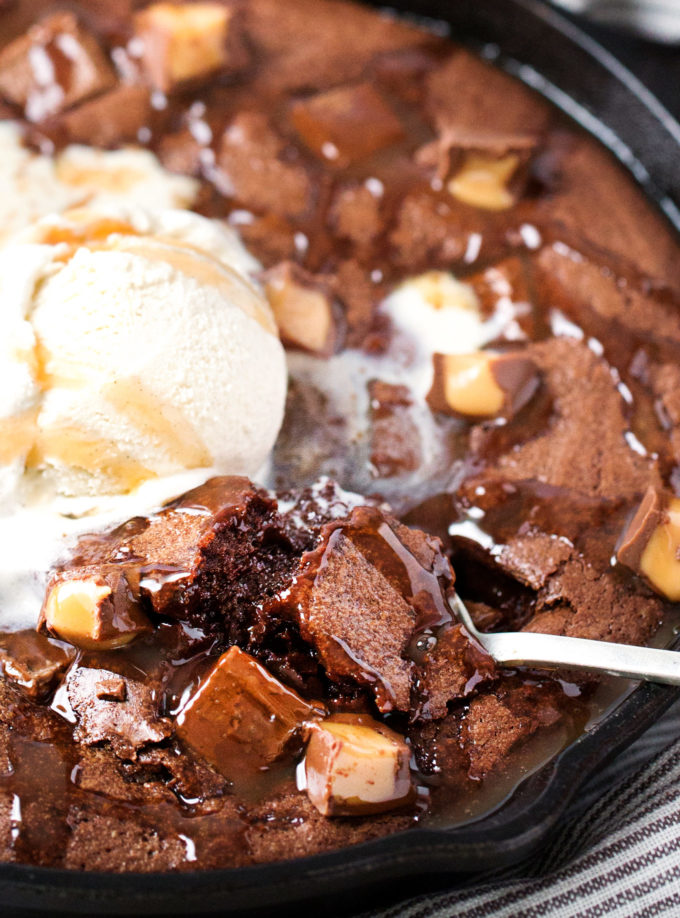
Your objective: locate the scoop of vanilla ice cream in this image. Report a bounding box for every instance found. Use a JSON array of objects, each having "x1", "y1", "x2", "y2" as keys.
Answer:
[
  {"x1": 0, "y1": 121, "x2": 198, "y2": 244},
  {"x1": 0, "y1": 205, "x2": 287, "y2": 500}
]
